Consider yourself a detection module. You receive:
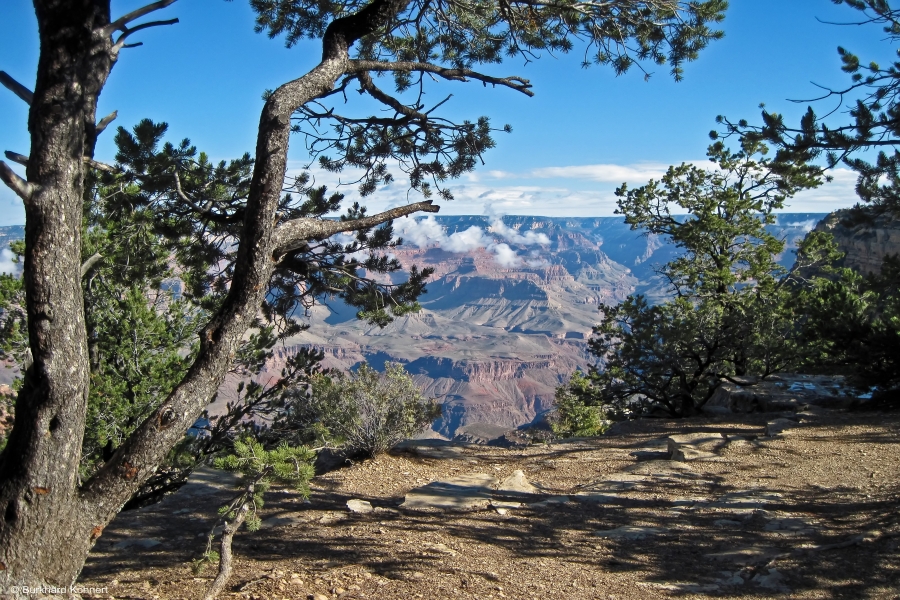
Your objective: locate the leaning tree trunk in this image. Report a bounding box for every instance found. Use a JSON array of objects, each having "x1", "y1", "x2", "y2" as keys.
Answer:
[{"x1": 0, "y1": 0, "x2": 432, "y2": 592}]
